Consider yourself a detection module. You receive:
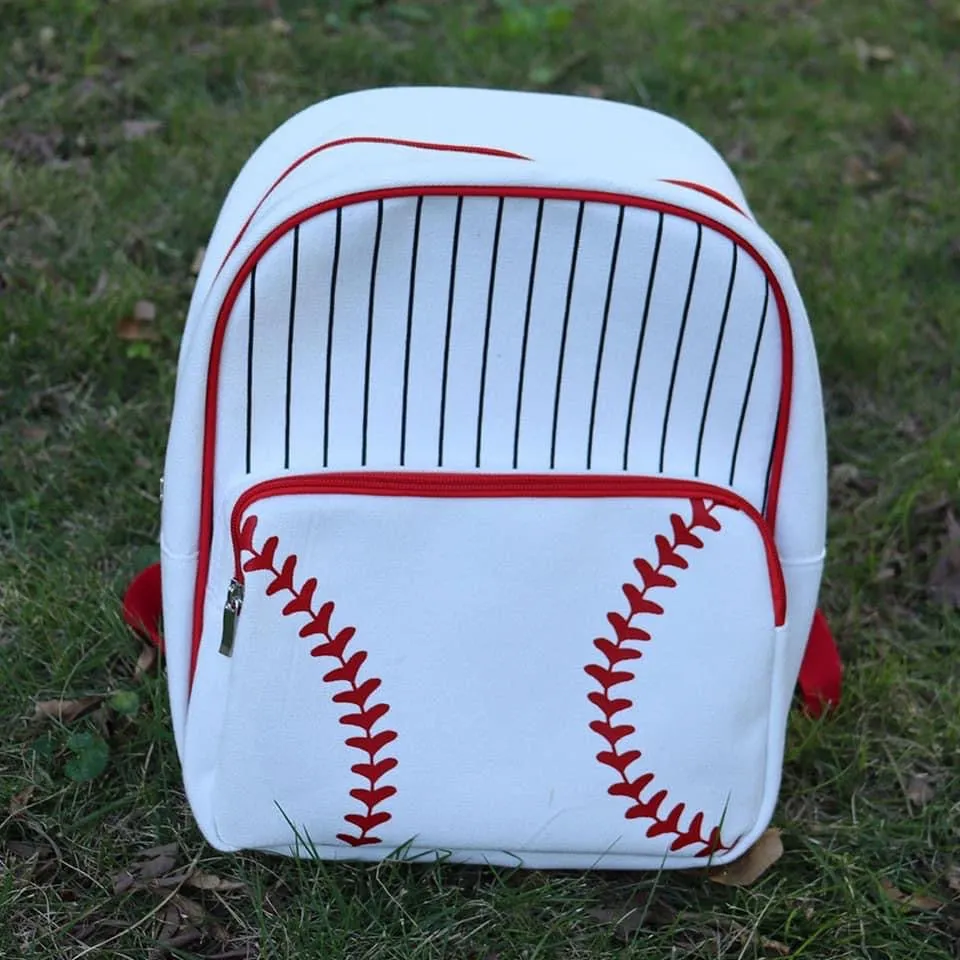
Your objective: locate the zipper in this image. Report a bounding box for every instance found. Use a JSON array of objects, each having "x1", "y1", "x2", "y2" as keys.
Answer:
[
  {"x1": 218, "y1": 472, "x2": 786, "y2": 656},
  {"x1": 219, "y1": 578, "x2": 245, "y2": 657}
]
